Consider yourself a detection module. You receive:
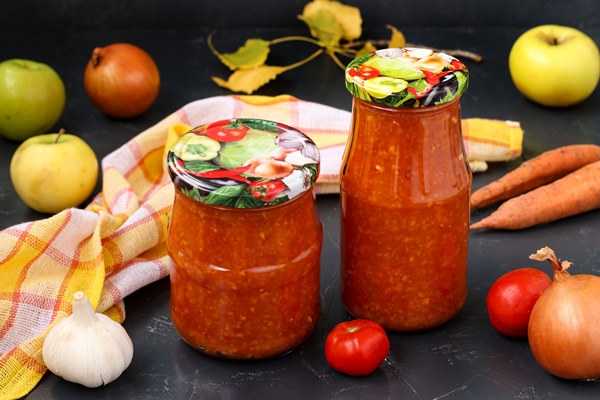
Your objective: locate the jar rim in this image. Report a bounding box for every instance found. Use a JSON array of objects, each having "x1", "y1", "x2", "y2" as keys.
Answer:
[
  {"x1": 352, "y1": 95, "x2": 463, "y2": 115},
  {"x1": 175, "y1": 186, "x2": 315, "y2": 214}
]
